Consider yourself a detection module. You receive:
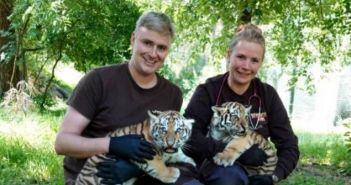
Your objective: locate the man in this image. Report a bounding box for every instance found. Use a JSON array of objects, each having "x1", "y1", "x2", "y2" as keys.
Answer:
[{"x1": 55, "y1": 11, "x2": 200, "y2": 185}]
